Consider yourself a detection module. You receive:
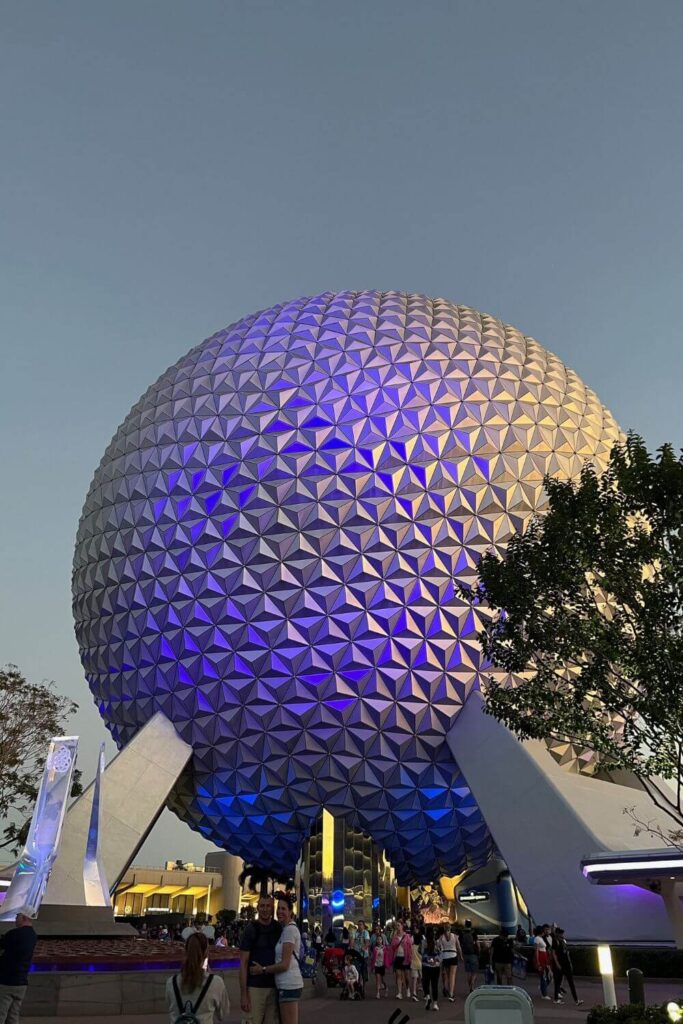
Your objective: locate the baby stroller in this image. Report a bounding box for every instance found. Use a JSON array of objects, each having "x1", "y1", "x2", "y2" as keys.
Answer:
[
  {"x1": 322, "y1": 947, "x2": 345, "y2": 988},
  {"x1": 339, "y1": 948, "x2": 366, "y2": 1000}
]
